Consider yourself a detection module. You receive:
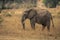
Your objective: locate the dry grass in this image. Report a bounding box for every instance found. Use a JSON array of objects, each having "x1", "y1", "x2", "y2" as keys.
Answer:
[{"x1": 0, "y1": 6, "x2": 60, "y2": 40}]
